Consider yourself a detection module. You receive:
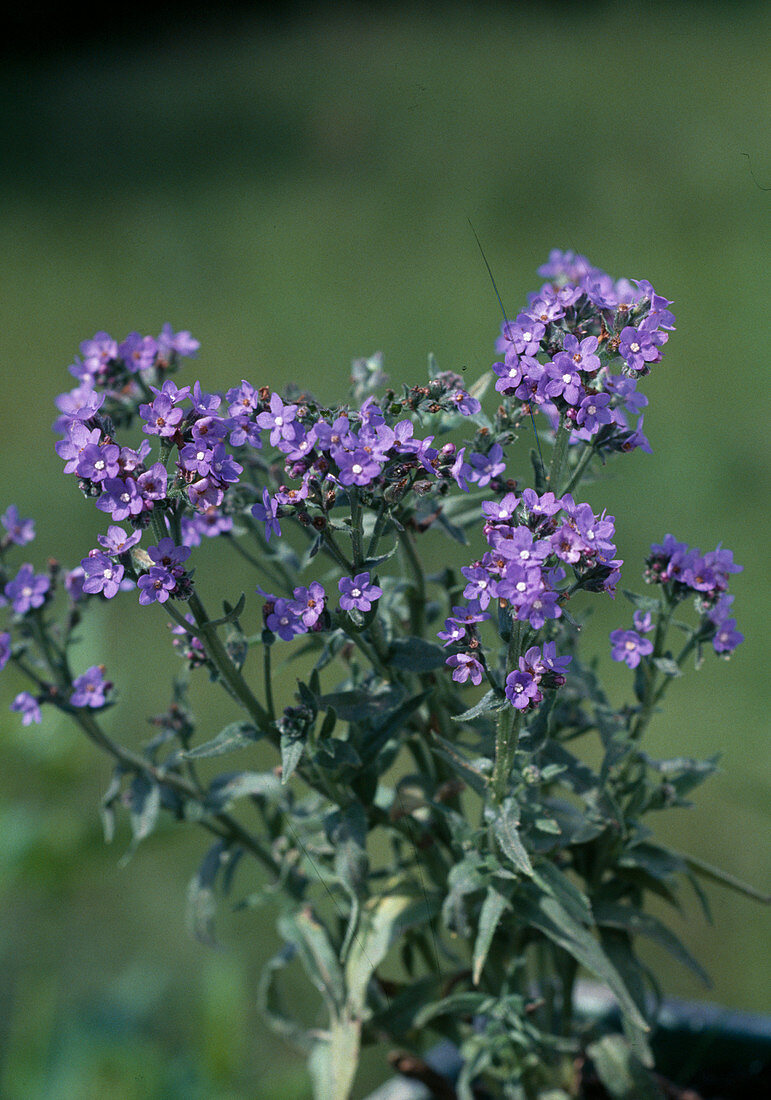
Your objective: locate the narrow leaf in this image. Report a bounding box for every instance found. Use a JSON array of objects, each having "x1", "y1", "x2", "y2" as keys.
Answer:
[
  {"x1": 186, "y1": 839, "x2": 226, "y2": 946},
  {"x1": 494, "y1": 800, "x2": 533, "y2": 877},
  {"x1": 473, "y1": 886, "x2": 510, "y2": 985},
  {"x1": 587, "y1": 1035, "x2": 664, "y2": 1100},
  {"x1": 678, "y1": 851, "x2": 771, "y2": 904},
  {"x1": 388, "y1": 636, "x2": 447, "y2": 671},
  {"x1": 454, "y1": 688, "x2": 507, "y2": 723},
  {"x1": 181, "y1": 721, "x2": 262, "y2": 759}
]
